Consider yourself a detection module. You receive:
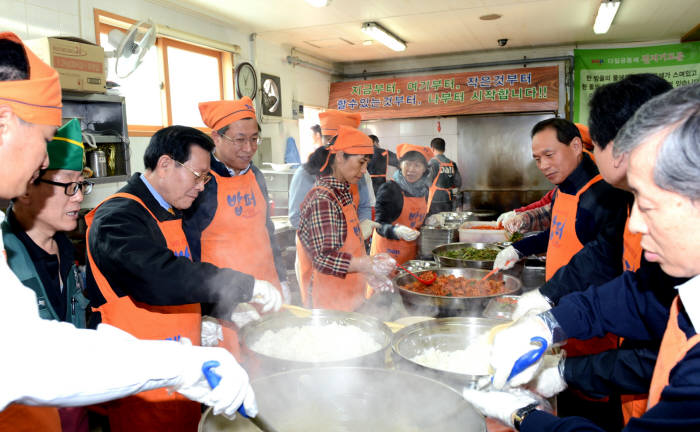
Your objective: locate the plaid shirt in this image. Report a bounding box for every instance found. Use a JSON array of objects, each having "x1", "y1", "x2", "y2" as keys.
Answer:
[{"x1": 298, "y1": 176, "x2": 354, "y2": 278}]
